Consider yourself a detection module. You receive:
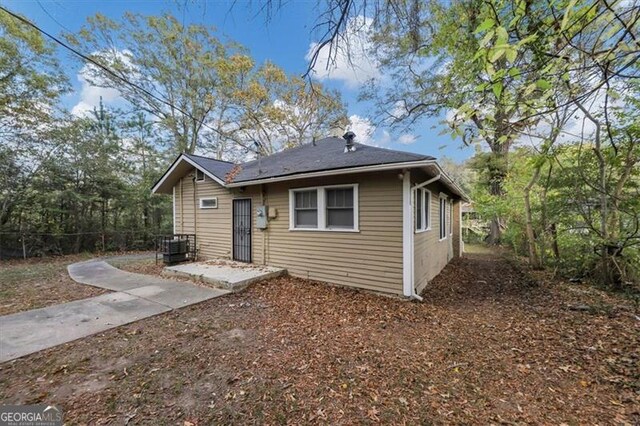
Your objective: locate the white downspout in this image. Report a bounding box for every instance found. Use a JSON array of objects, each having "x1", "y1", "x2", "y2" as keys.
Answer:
[
  {"x1": 405, "y1": 173, "x2": 443, "y2": 301},
  {"x1": 402, "y1": 171, "x2": 415, "y2": 298}
]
